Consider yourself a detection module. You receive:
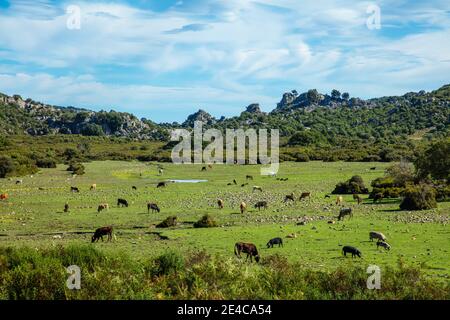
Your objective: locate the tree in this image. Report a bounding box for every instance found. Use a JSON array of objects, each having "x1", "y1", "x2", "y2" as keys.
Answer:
[
  {"x1": 80, "y1": 123, "x2": 104, "y2": 136},
  {"x1": 307, "y1": 89, "x2": 321, "y2": 104},
  {"x1": 0, "y1": 156, "x2": 15, "y2": 178},
  {"x1": 342, "y1": 92, "x2": 350, "y2": 100},
  {"x1": 331, "y1": 89, "x2": 341, "y2": 100},
  {"x1": 63, "y1": 148, "x2": 79, "y2": 161},
  {"x1": 385, "y1": 161, "x2": 414, "y2": 187},
  {"x1": 415, "y1": 139, "x2": 450, "y2": 181},
  {"x1": 400, "y1": 184, "x2": 437, "y2": 210}
]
